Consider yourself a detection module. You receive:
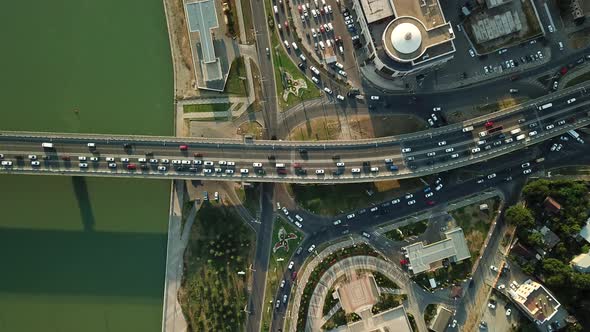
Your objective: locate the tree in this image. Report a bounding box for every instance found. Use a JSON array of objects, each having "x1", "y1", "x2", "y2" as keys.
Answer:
[
  {"x1": 522, "y1": 179, "x2": 551, "y2": 205},
  {"x1": 527, "y1": 232, "x2": 544, "y2": 247},
  {"x1": 505, "y1": 205, "x2": 535, "y2": 228}
]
